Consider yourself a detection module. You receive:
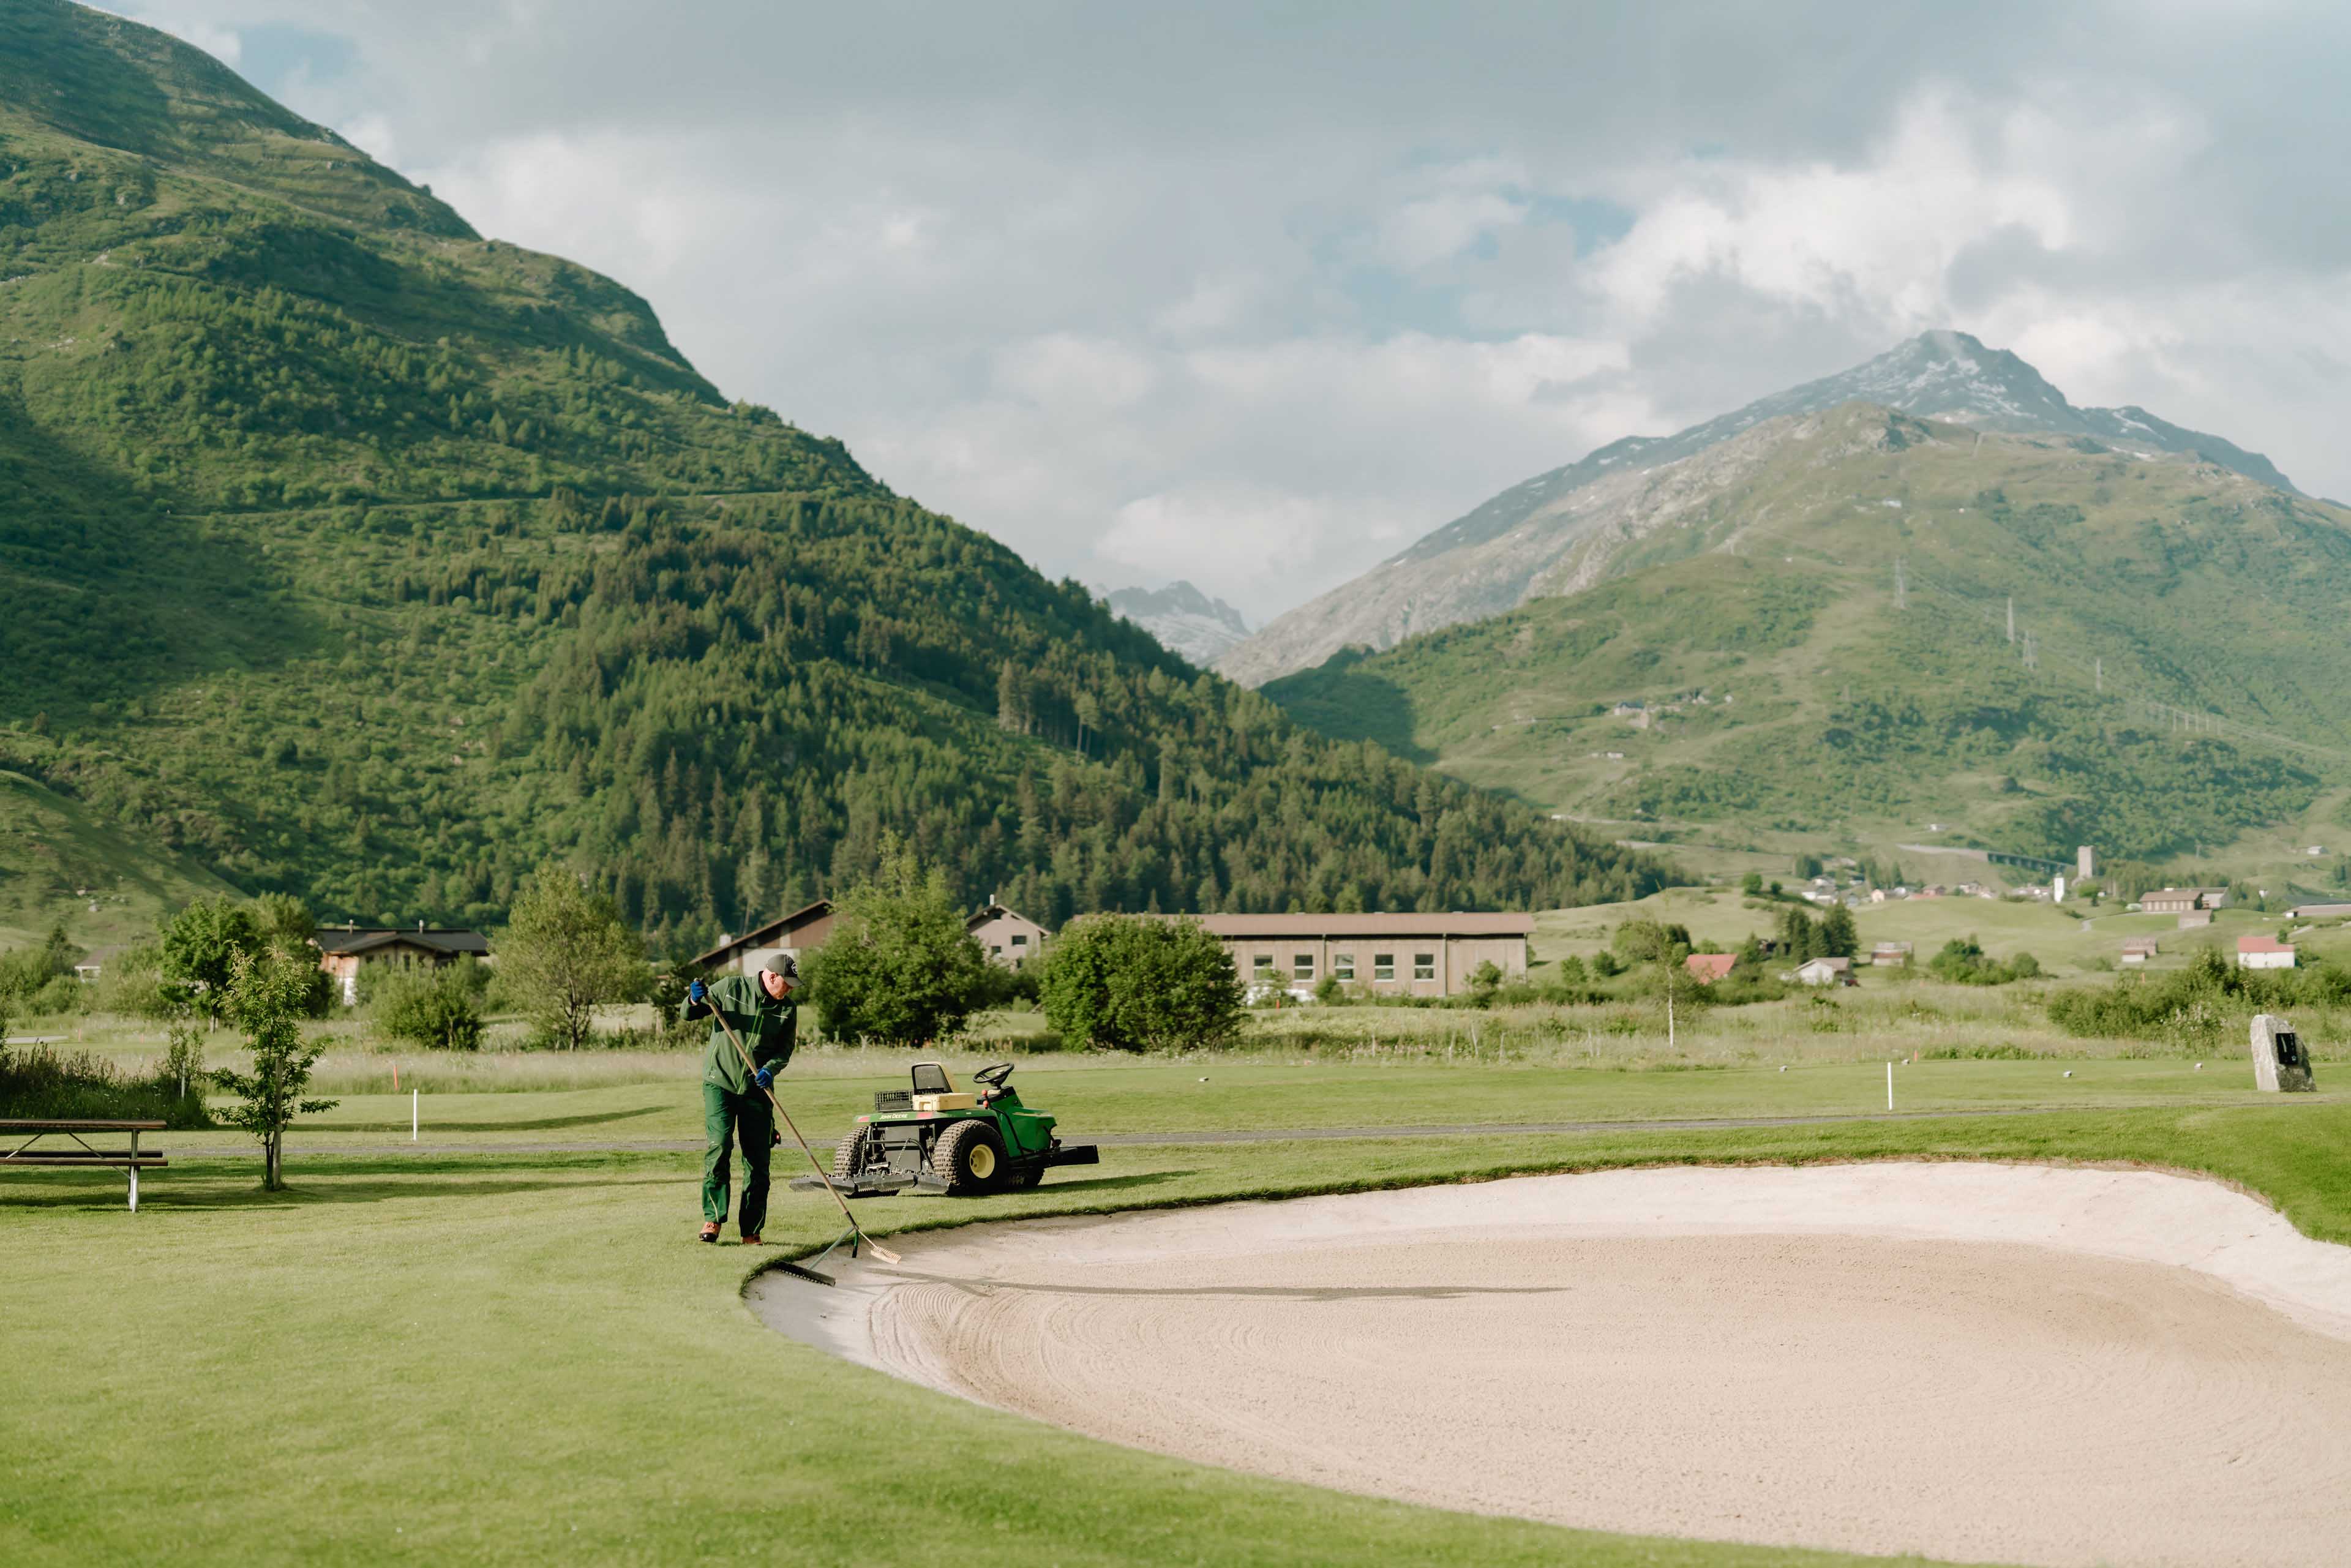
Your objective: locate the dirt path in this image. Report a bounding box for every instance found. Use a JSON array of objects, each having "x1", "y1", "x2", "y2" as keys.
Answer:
[{"x1": 752, "y1": 1163, "x2": 2351, "y2": 1567}]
